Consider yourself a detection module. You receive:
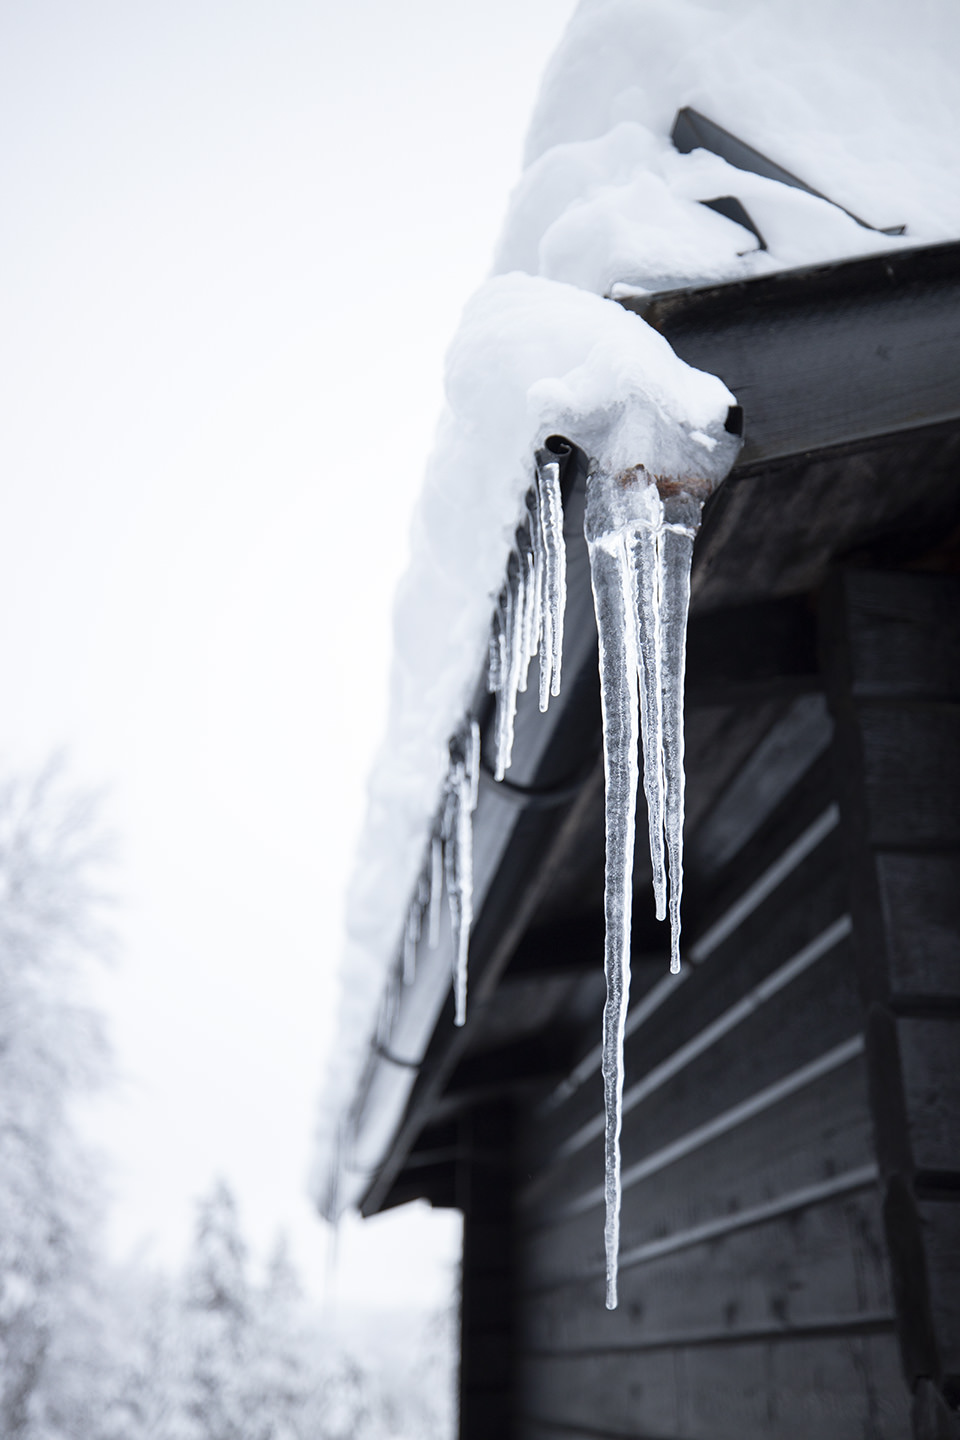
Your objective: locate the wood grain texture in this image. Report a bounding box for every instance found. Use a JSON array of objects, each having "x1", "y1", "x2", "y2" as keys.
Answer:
[
  {"x1": 521, "y1": 1188, "x2": 892, "y2": 1353},
  {"x1": 522, "y1": 932, "x2": 861, "y2": 1222},
  {"x1": 520, "y1": 1332, "x2": 910, "y2": 1440},
  {"x1": 627, "y1": 242, "x2": 960, "y2": 468},
  {"x1": 875, "y1": 853, "x2": 960, "y2": 1004},
  {"x1": 896, "y1": 1018, "x2": 960, "y2": 1174},
  {"x1": 919, "y1": 1200, "x2": 960, "y2": 1381},
  {"x1": 857, "y1": 703, "x2": 960, "y2": 849},
  {"x1": 841, "y1": 572, "x2": 960, "y2": 702},
  {"x1": 525, "y1": 818, "x2": 847, "y2": 1178},
  {"x1": 521, "y1": 1054, "x2": 873, "y2": 1292}
]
